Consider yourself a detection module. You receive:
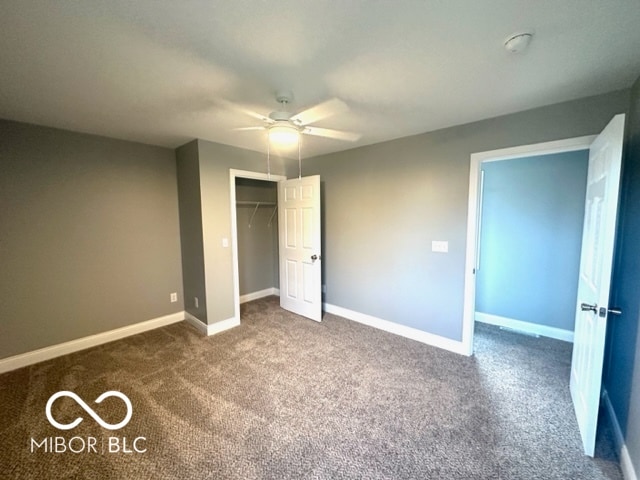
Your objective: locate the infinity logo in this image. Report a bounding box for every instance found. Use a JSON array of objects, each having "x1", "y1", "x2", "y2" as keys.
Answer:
[{"x1": 45, "y1": 391, "x2": 133, "y2": 431}]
